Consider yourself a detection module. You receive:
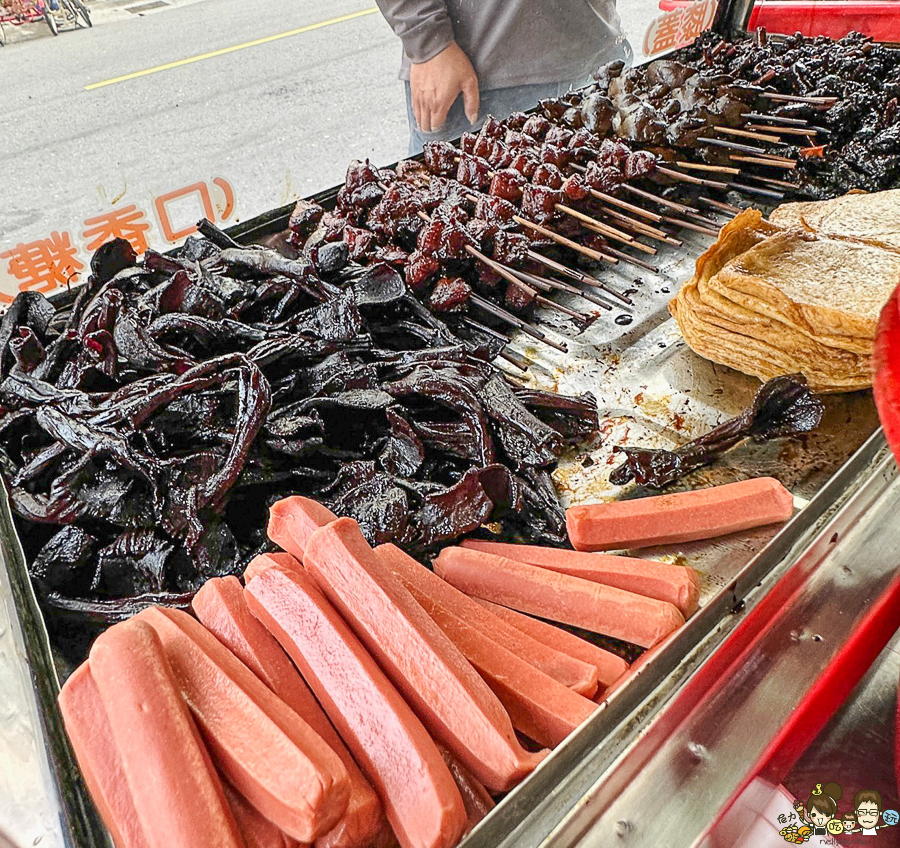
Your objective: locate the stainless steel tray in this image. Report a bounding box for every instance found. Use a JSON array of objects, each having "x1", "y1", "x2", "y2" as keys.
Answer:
[
  {"x1": 0, "y1": 185, "x2": 884, "y2": 847},
  {"x1": 0, "y1": 477, "x2": 109, "y2": 847},
  {"x1": 540, "y1": 430, "x2": 900, "y2": 848}
]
